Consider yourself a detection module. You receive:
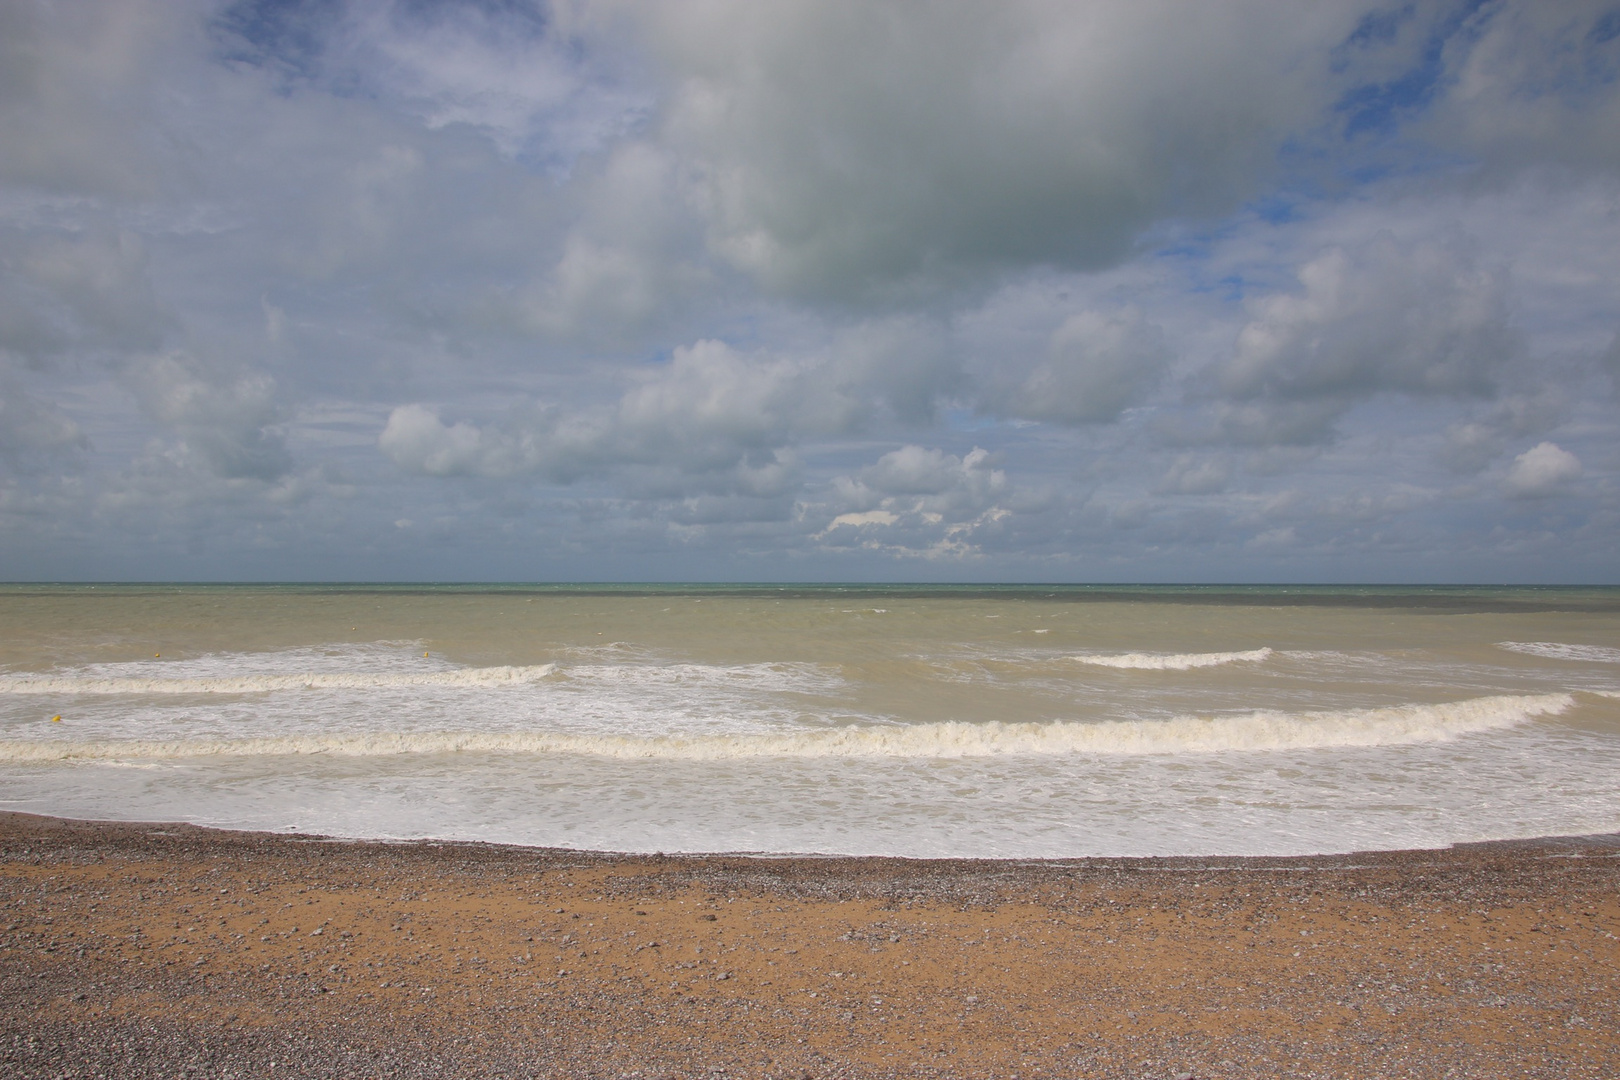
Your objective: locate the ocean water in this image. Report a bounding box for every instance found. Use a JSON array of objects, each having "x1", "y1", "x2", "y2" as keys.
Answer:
[{"x1": 1, "y1": 583, "x2": 1618, "y2": 858}]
